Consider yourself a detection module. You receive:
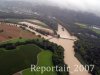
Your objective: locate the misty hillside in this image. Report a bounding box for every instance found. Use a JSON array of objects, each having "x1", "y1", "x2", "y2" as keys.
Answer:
[{"x1": 0, "y1": 0, "x2": 100, "y2": 26}]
